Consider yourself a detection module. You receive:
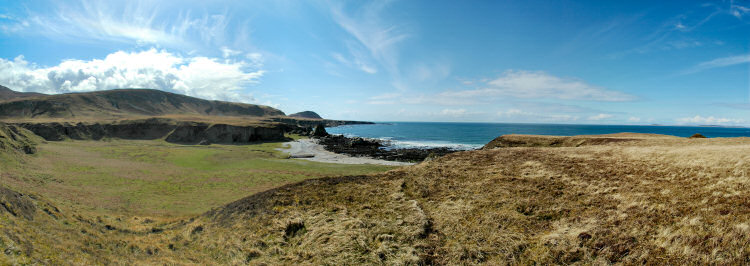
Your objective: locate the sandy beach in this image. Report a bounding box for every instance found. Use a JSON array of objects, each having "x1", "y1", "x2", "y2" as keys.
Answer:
[{"x1": 277, "y1": 139, "x2": 414, "y2": 166}]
